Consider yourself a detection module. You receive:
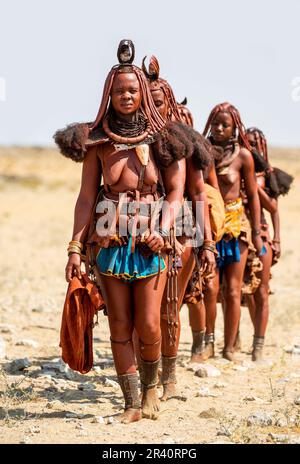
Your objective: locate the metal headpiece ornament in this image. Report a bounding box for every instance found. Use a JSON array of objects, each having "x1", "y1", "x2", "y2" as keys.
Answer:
[{"x1": 117, "y1": 39, "x2": 135, "y2": 65}]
